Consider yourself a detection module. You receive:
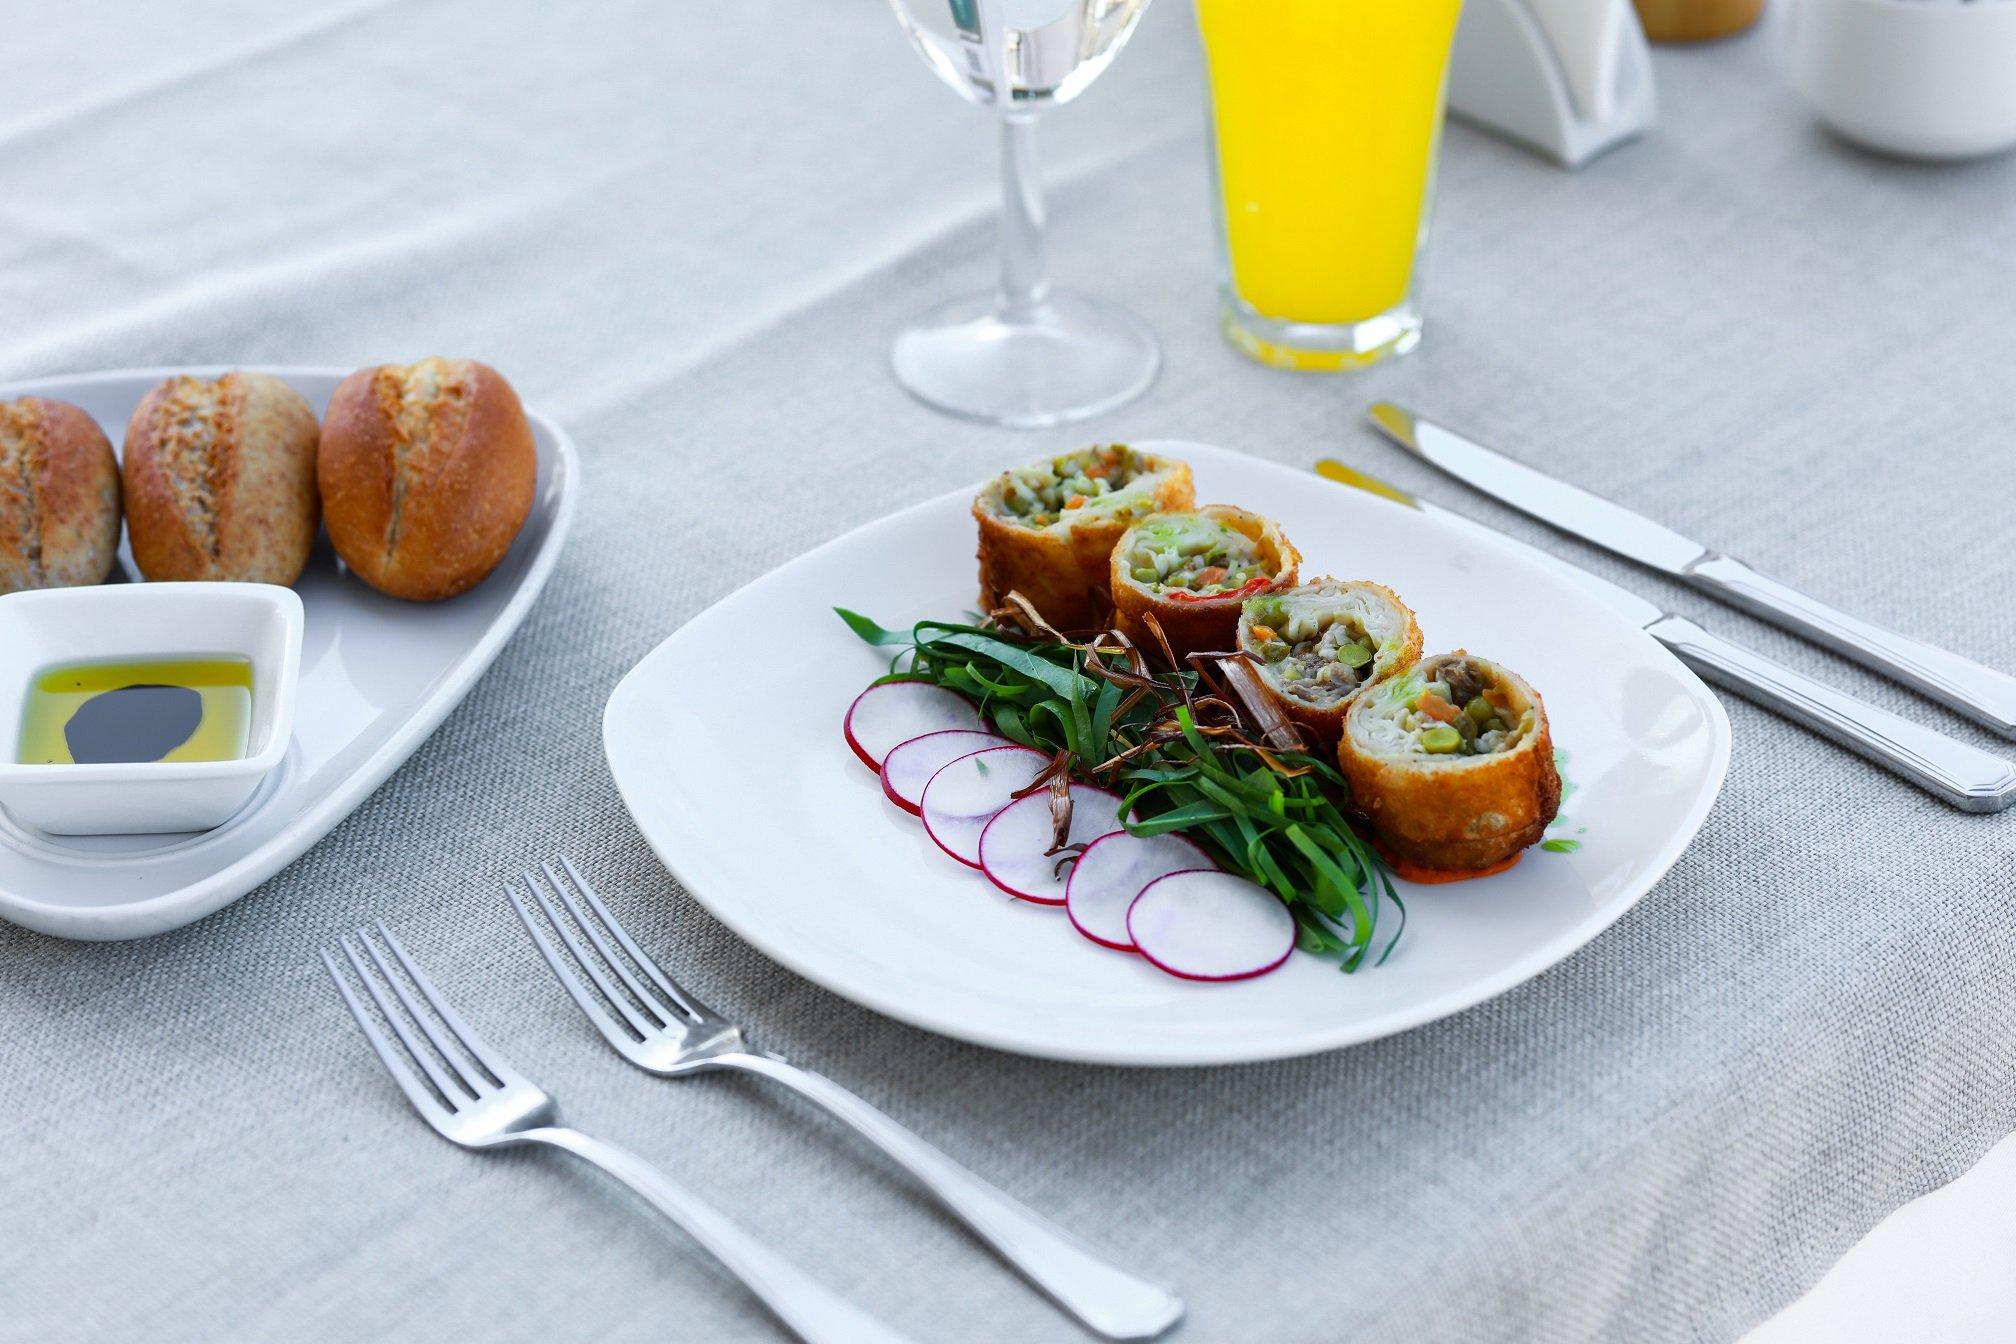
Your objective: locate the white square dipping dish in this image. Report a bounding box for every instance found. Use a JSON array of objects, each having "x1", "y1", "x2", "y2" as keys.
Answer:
[{"x1": 0, "y1": 584, "x2": 302, "y2": 836}]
